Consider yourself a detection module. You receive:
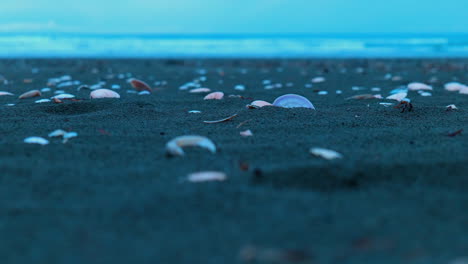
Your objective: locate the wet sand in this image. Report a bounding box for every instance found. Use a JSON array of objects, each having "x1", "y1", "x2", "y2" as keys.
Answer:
[{"x1": 0, "y1": 59, "x2": 467, "y2": 263}]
